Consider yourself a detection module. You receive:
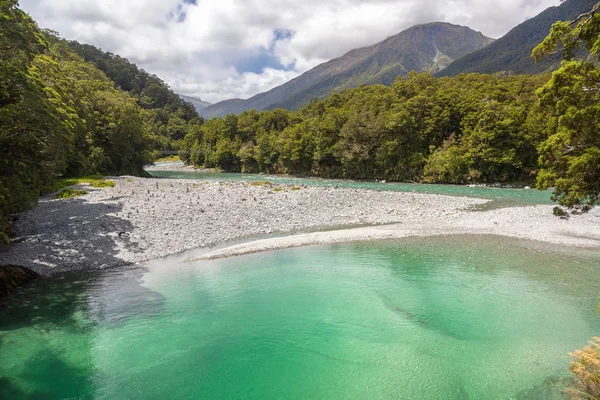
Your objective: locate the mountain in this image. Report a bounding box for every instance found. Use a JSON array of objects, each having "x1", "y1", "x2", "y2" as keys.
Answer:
[
  {"x1": 437, "y1": 0, "x2": 598, "y2": 77},
  {"x1": 202, "y1": 22, "x2": 494, "y2": 117},
  {"x1": 179, "y1": 95, "x2": 212, "y2": 114}
]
